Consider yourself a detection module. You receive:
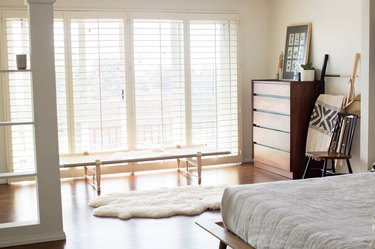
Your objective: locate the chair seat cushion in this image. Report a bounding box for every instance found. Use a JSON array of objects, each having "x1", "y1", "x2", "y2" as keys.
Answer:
[{"x1": 305, "y1": 151, "x2": 352, "y2": 160}]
